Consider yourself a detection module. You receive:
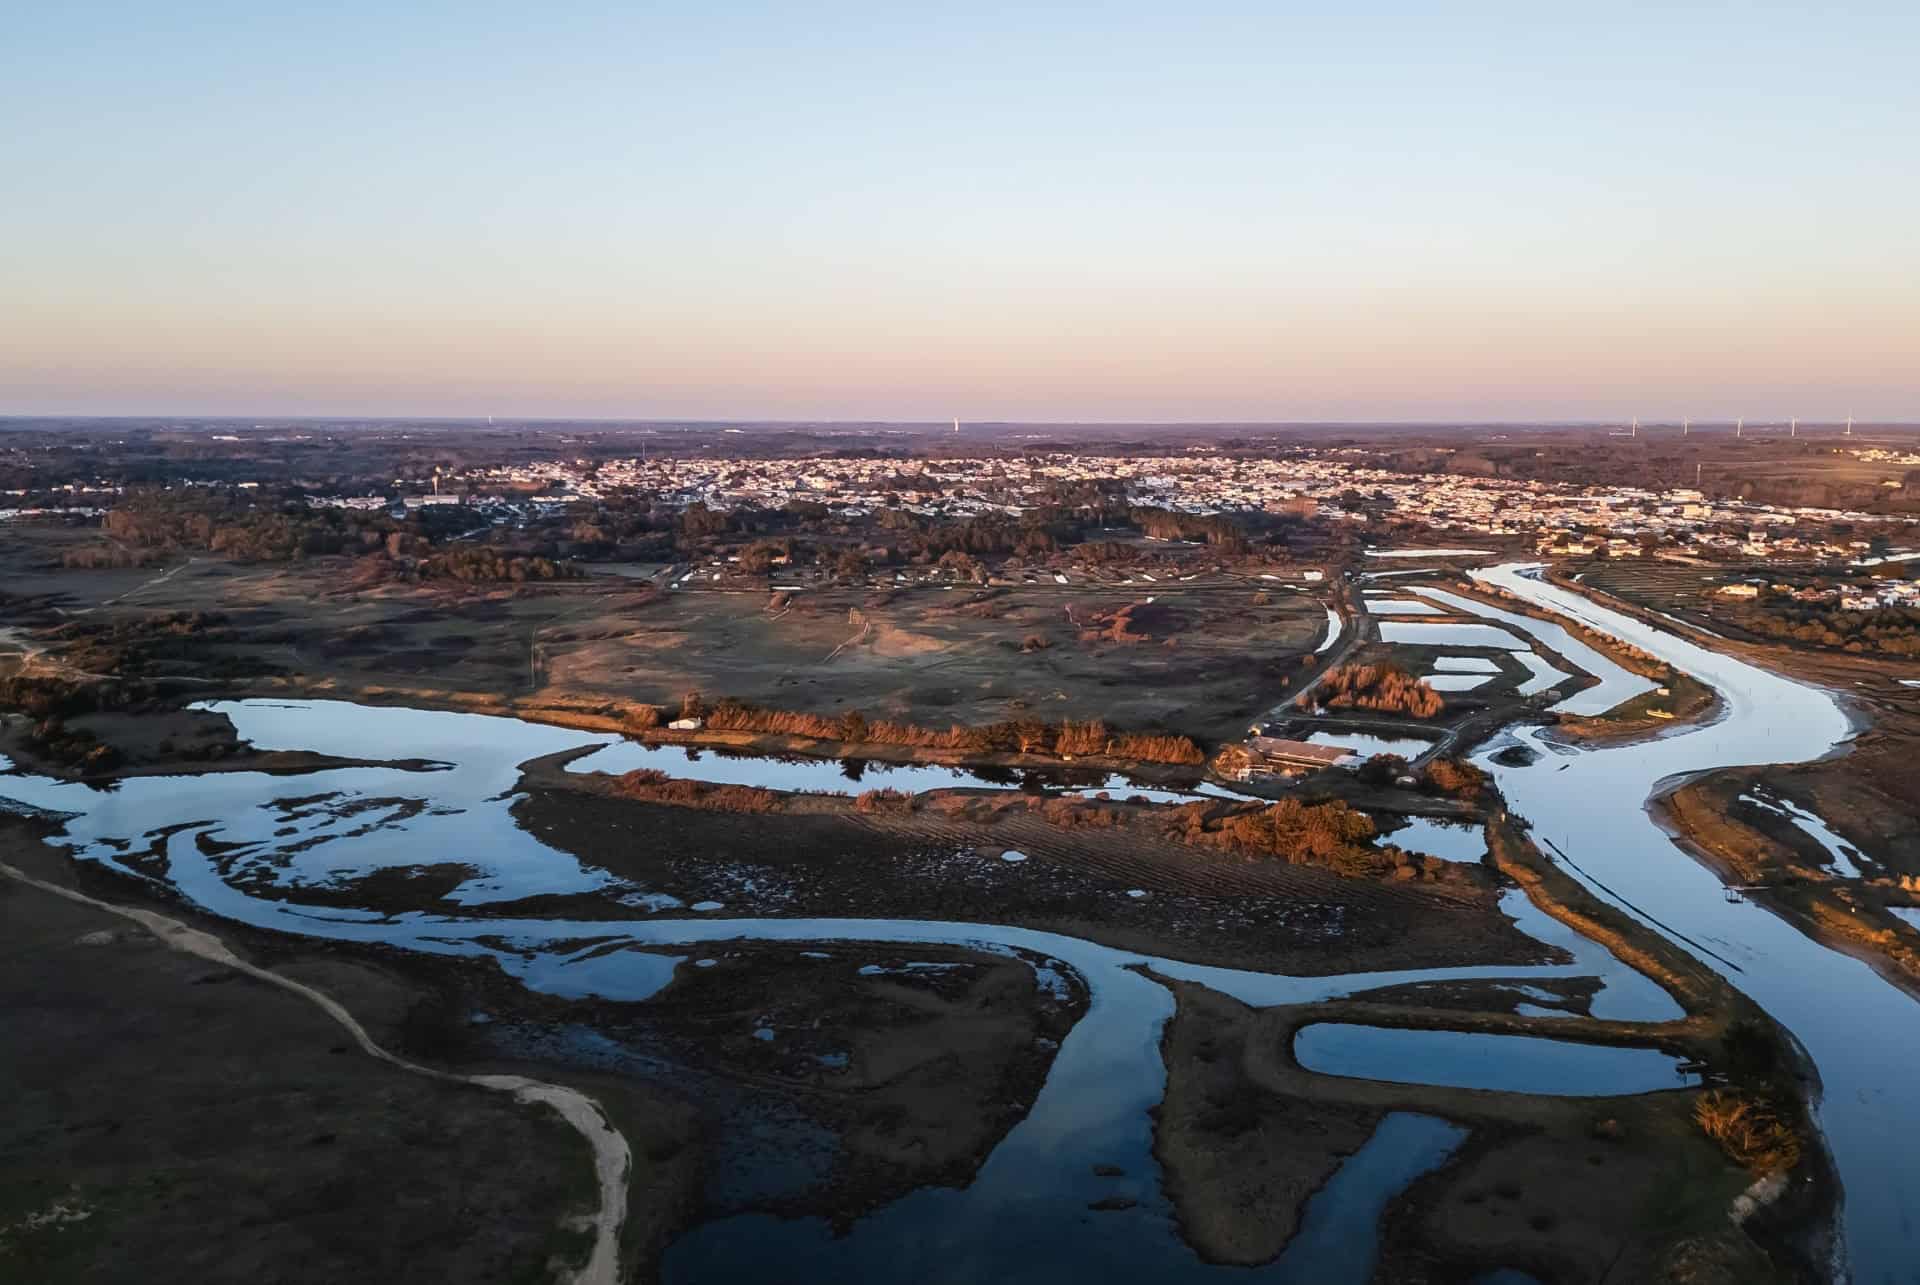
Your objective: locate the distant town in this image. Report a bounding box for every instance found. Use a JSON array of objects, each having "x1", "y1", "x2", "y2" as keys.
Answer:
[{"x1": 8, "y1": 428, "x2": 1917, "y2": 609}]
